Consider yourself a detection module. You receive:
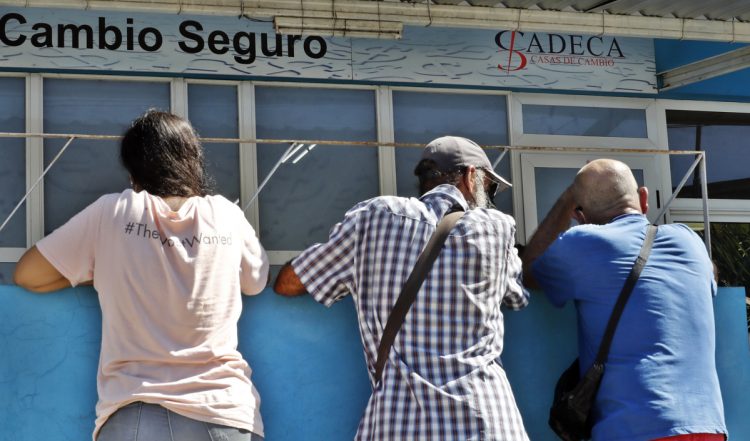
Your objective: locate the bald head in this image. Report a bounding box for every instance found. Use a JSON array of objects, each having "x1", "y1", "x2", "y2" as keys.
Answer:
[{"x1": 572, "y1": 159, "x2": 645, "y2": 224}]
